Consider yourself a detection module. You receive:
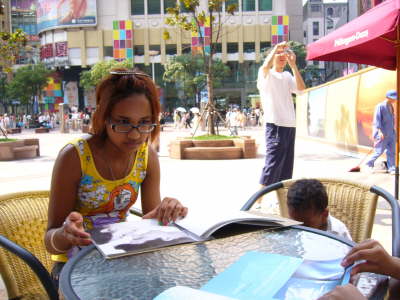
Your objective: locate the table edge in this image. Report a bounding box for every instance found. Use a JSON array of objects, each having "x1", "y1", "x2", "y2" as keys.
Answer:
[{"x1": 59, "y1": 225, "x2": 356, "y2": 300}]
